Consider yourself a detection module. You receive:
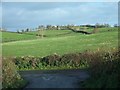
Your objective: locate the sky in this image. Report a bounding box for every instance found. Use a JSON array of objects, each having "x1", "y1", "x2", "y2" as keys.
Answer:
[
  {"x1": 1, "y1": 0, "x2": 120, "y2": 2},
  {"x1": 1, "y1": 2, "x2": 118, "y2": 31}
]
